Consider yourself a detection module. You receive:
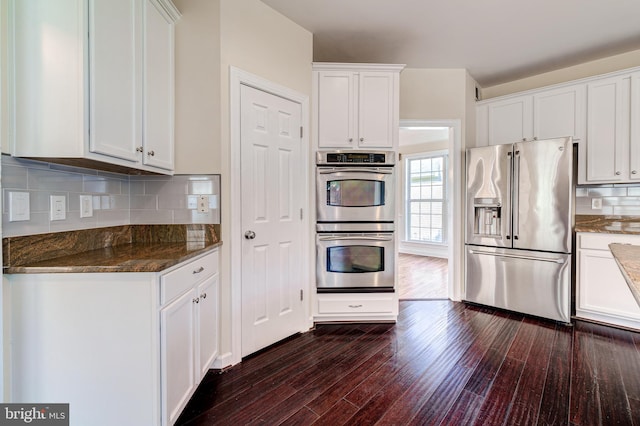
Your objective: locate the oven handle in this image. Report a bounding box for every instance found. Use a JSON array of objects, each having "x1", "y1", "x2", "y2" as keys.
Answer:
[
  {"x1": 318, "y1": 168, "x2": 393, "y2": 175},
  {"x1": 318, "y1": 235, "x2": 394, "y2": 242}
]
